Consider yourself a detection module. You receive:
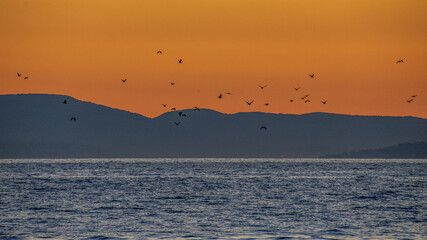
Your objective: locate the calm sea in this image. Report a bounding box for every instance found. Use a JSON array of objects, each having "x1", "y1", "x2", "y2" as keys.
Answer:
[{"x1": 0, "y1": 158, "x2": 426, "y2": 240}]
